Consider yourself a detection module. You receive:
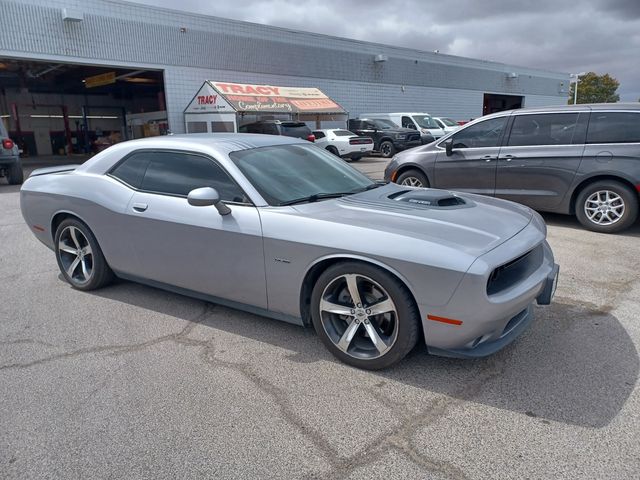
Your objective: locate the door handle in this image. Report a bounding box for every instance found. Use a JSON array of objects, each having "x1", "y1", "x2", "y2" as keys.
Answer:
[
  {"x1": 502, "y1": 154, "x2": 516, "y2": 162},
  {"x1": 482, "y1": 155, "x2": 496, "y2": 162},
  {"x1": 132, "y1": 203, "x2": 148, "y2": 212}
]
